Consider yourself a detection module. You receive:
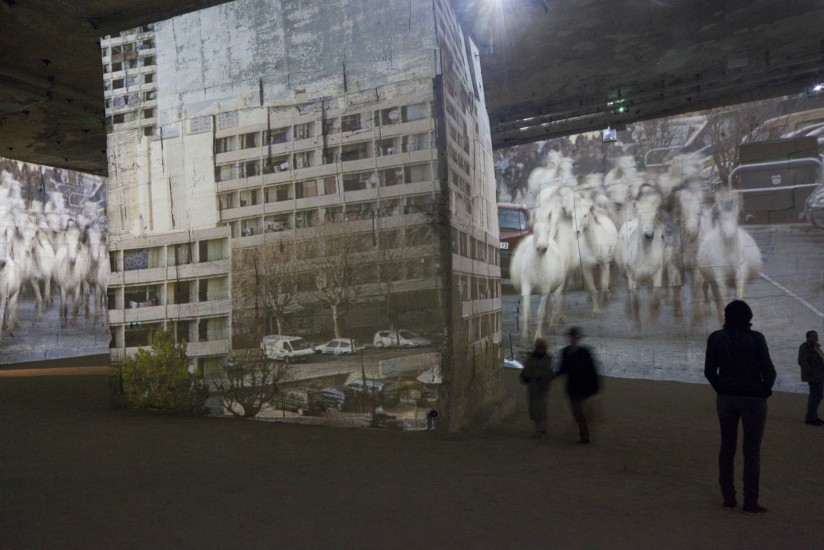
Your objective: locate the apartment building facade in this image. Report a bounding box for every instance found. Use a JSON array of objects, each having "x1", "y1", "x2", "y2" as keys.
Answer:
[{"x1": 102, "y1": 0, "x2": 502, "y2": 430}]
